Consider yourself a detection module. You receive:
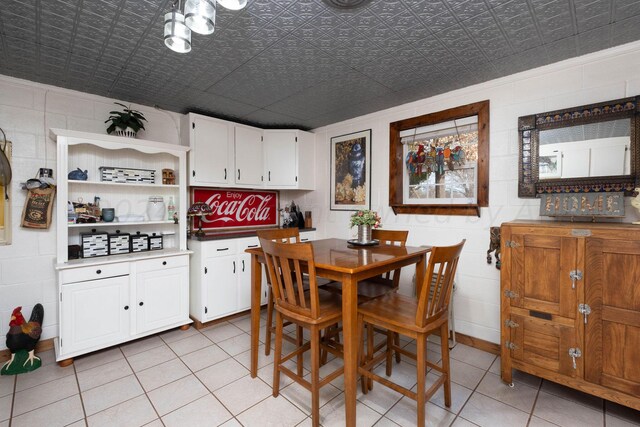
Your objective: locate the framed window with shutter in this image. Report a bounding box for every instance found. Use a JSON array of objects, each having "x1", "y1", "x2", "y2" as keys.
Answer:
[{"x1": 389, "y1": 100, "x2": 489, "y2": 217}]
